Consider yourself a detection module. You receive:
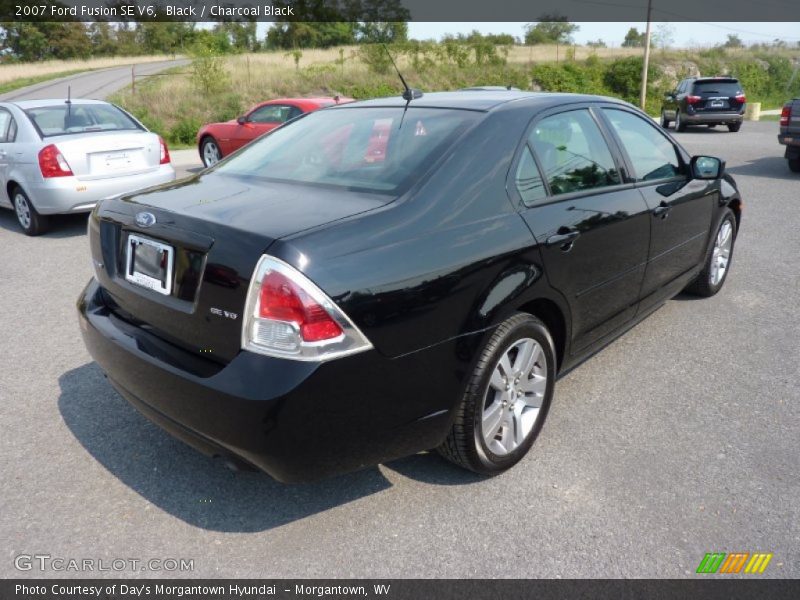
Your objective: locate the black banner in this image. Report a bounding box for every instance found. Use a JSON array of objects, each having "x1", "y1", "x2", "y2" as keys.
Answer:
[
  {"x1": 3, "y1": 579, "x2": 800, "y2": 600},
  {"x1": 3, "y1": 0, "x2": 800, "y2": 22}
]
